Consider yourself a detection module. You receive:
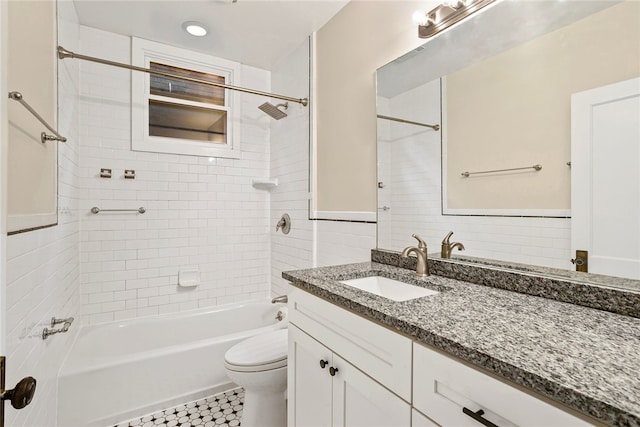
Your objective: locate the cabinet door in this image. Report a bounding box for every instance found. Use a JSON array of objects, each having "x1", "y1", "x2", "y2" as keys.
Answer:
[
  {"x1": 412, "y1": 409, "x2": 439, "y2": 427},
  {"x1": 332, "y1": 354, "x2": 411, "y2": 427},
  {"x1": 288, "y1": 324, "x2": 333, "y2": 427}
]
